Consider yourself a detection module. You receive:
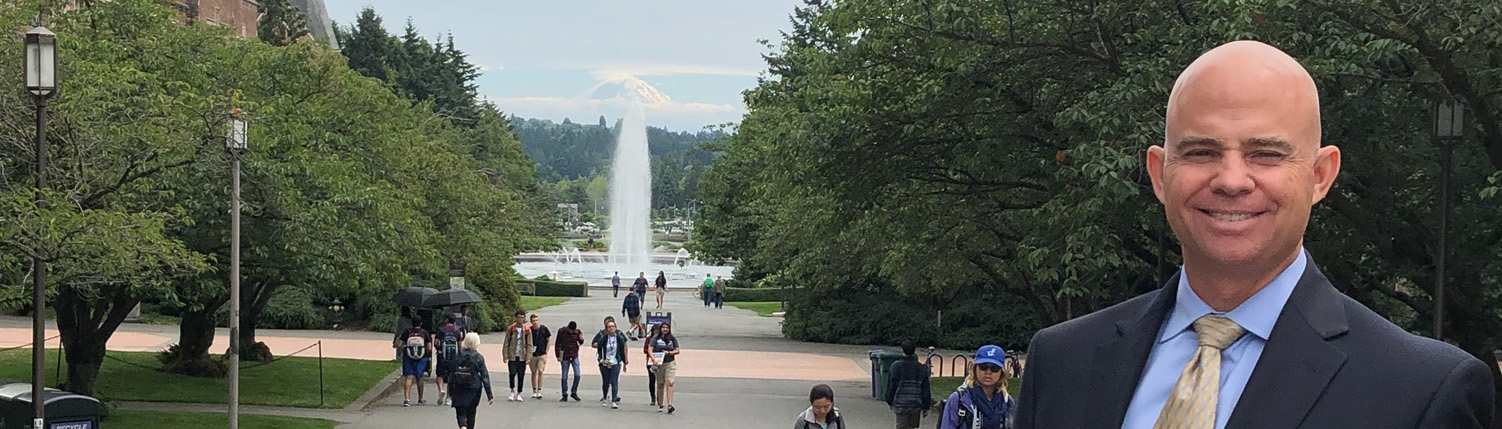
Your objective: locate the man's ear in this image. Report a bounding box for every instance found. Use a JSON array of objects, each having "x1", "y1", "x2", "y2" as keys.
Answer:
[
  {"x1": 1146, "y1": 145, "x2": 1168, "y2": 204},
  {"x1": 1311, "y1": 145, "x2": 1341, "y2": 203}
]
